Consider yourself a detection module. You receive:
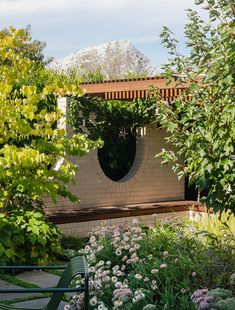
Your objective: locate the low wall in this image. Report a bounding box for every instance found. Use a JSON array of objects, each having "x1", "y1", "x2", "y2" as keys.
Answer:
[{"x1": 57, "y1": 210, "x2": 206, "y2": 237}]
